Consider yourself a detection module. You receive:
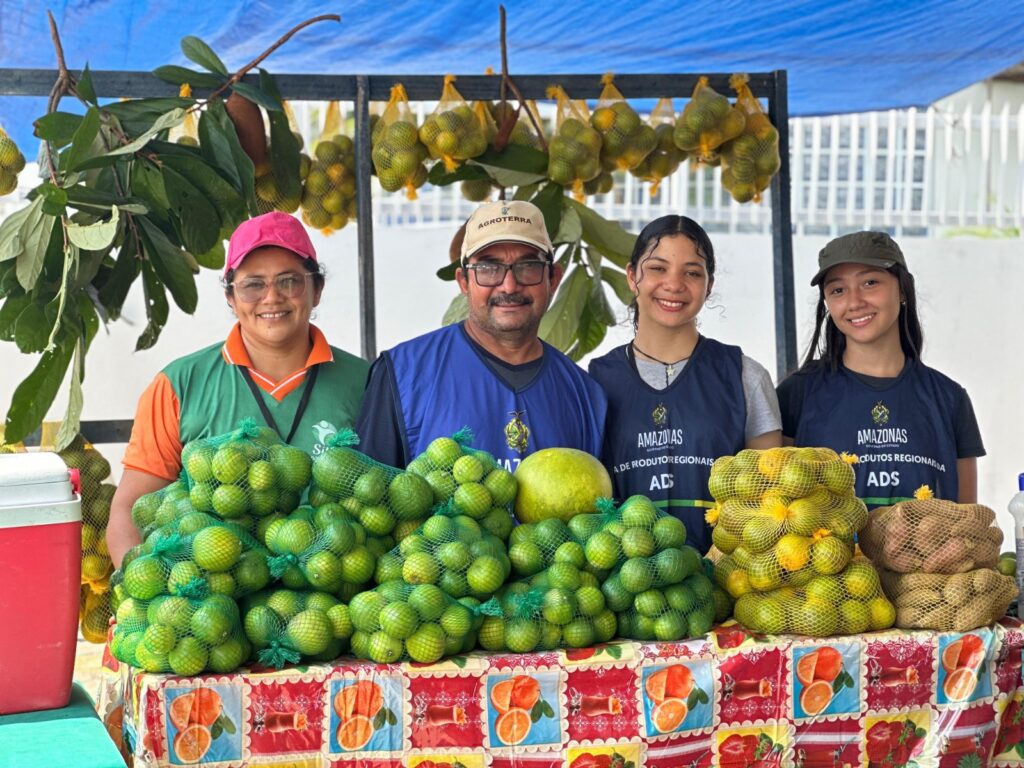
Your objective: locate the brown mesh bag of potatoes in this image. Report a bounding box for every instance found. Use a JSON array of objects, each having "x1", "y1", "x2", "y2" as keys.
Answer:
[
  {"x1": 372, "y1": 84, "x2": 430, "y2": 200},
  {"x1": 590, "y1": 73, "x2": 657, "y2": 172},
  {"x1": 546, "y1": 85, "x2": 602, "y2": 201},
  {"x1": 300, "y1": 101, "x2": 356, "y2": 233},
  {"x1": 719, "y1": 74, "x2": 781, "y2": 203},
  {"x1": 673, "y1": 76, "x2": 746, "y2": 161},
  {"x1": 879, "y1": 568, "x2": 1017, "y2": 631},
  {"x1": 860, "y1": 499, "x2": 1001, "y2": 574},
  {"x1": 419, "y1": 75, "x2": 489, "y2": 173},
  {"x1": 630, "y1": 97, "x2": 688, "y2": 196}
]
